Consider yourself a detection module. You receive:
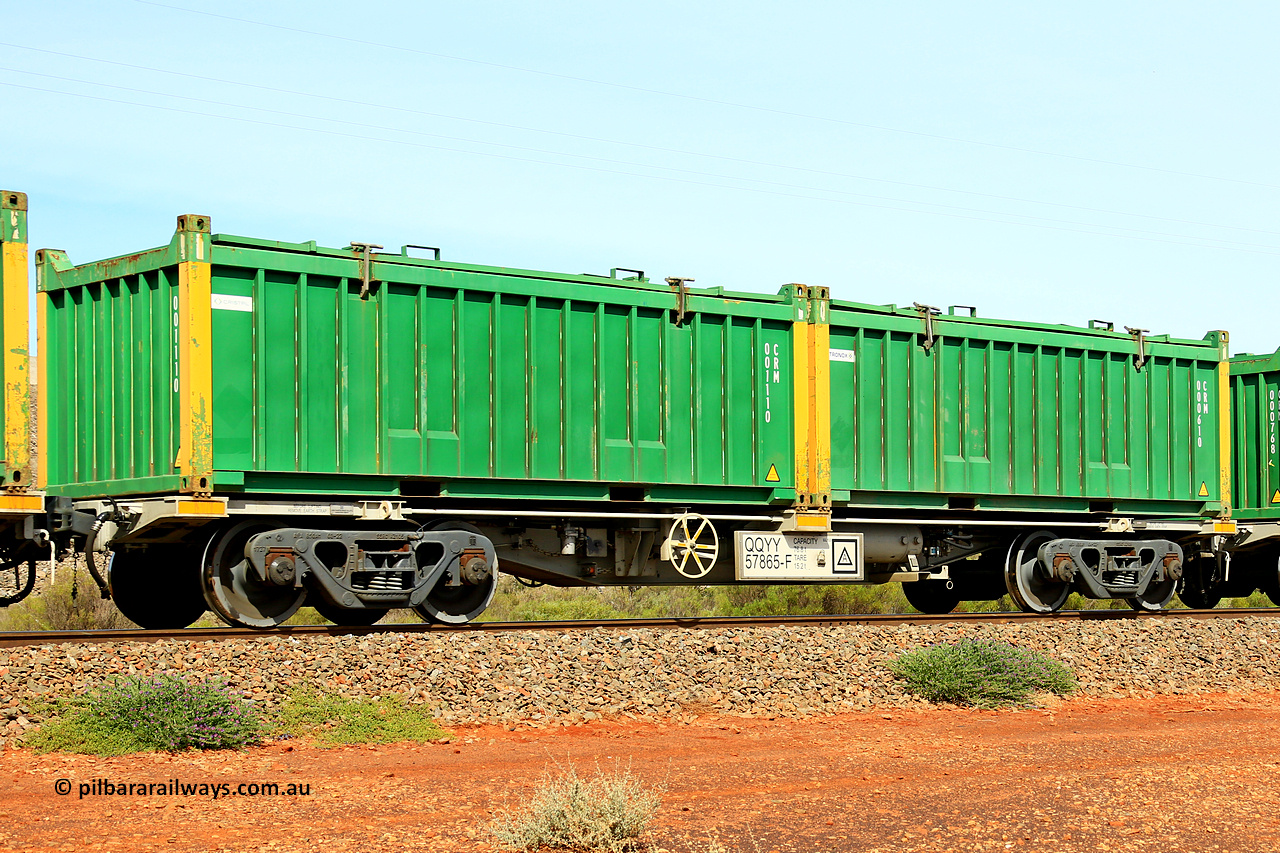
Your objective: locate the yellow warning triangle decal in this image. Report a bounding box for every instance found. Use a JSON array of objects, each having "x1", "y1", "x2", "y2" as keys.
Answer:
[
  {"x1": 1198, "y1": 482, "x2": 1210, "y2": 497},
  {"x1": 1272, "y1": 489, "x2": 1280, "y2": 504},
  {"x1": 765, "y1": 464, "x2": 780, "y2": 483}
]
